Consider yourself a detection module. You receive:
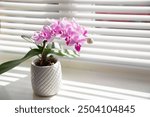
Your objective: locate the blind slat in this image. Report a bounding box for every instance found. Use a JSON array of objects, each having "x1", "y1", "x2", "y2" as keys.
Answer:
[
  {"x1": 82, "y1": 48, "x2": 150, "y2": 59},
  {"x1": 78, "y1": 21, "x2": 150, "y2": 30},
  {"x1": 2, "y1": 0, "x2": 150, "y2": 5},
  {"x1": 1, "y1": 3, "x2": 150, "y2": 13},
  {"x1": 2, "y1": 21, "x2": 150, "y2": 30},
  {"x1": 1, "y1": 29, "x2": 34, "y2": 36},
  {"x1": 60, "y1": 4, "x2": 150, "y2": 13},
  {"x1": 1, "y1": 22, "x2": 42, "y2": 30},
  {"x1": 2, "y1": 27, "x2": 150, "y2": 38},
  {"x1": 0, "y1": 10, "x2": 60, "y2": 18},
  {"x1": 88, "y1": 28, "x2": 150, "y2": 38},
  {"x1": 85, "y1": 41, "x2": 150, "y2": 52},
  {"x1": 0, "y1": 2, "x2": 59, "y2": 11},
  {"x1": 0, "y1": 16, "x2": 46, "y2": 24},
  {"x1": 80, "y1": 54, "x2": 150, "y2": 68},
  {"x1": 90, "y1": 35, "x2": 150, "y2": 44},
  {"x1": 0, "y1": 40, "x2": 34, "y2": 48},
  {"x1": 1, "y1": 11, "x2": 150, "y2": 22},
  {"x1": 0, "y1": 45, "x2": 29, "y2": 53}
]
